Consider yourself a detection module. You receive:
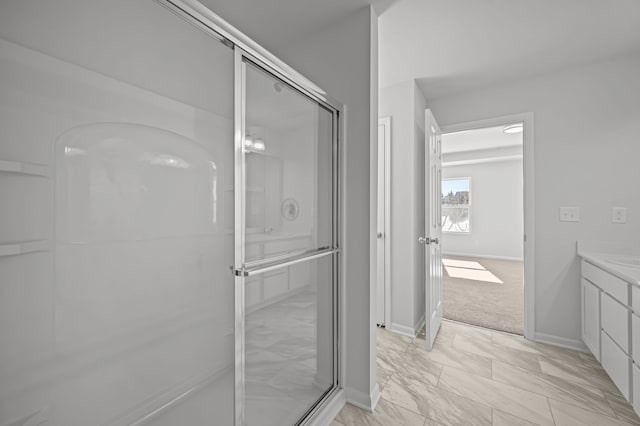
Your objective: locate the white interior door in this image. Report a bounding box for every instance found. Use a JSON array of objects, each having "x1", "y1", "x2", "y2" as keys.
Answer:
[
  {"x1": 376, "y1": 117, "x2": 391, "y2": 326},
  {"x1": 424, "y1": 109, "x2": 443, "y2": 350}
]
